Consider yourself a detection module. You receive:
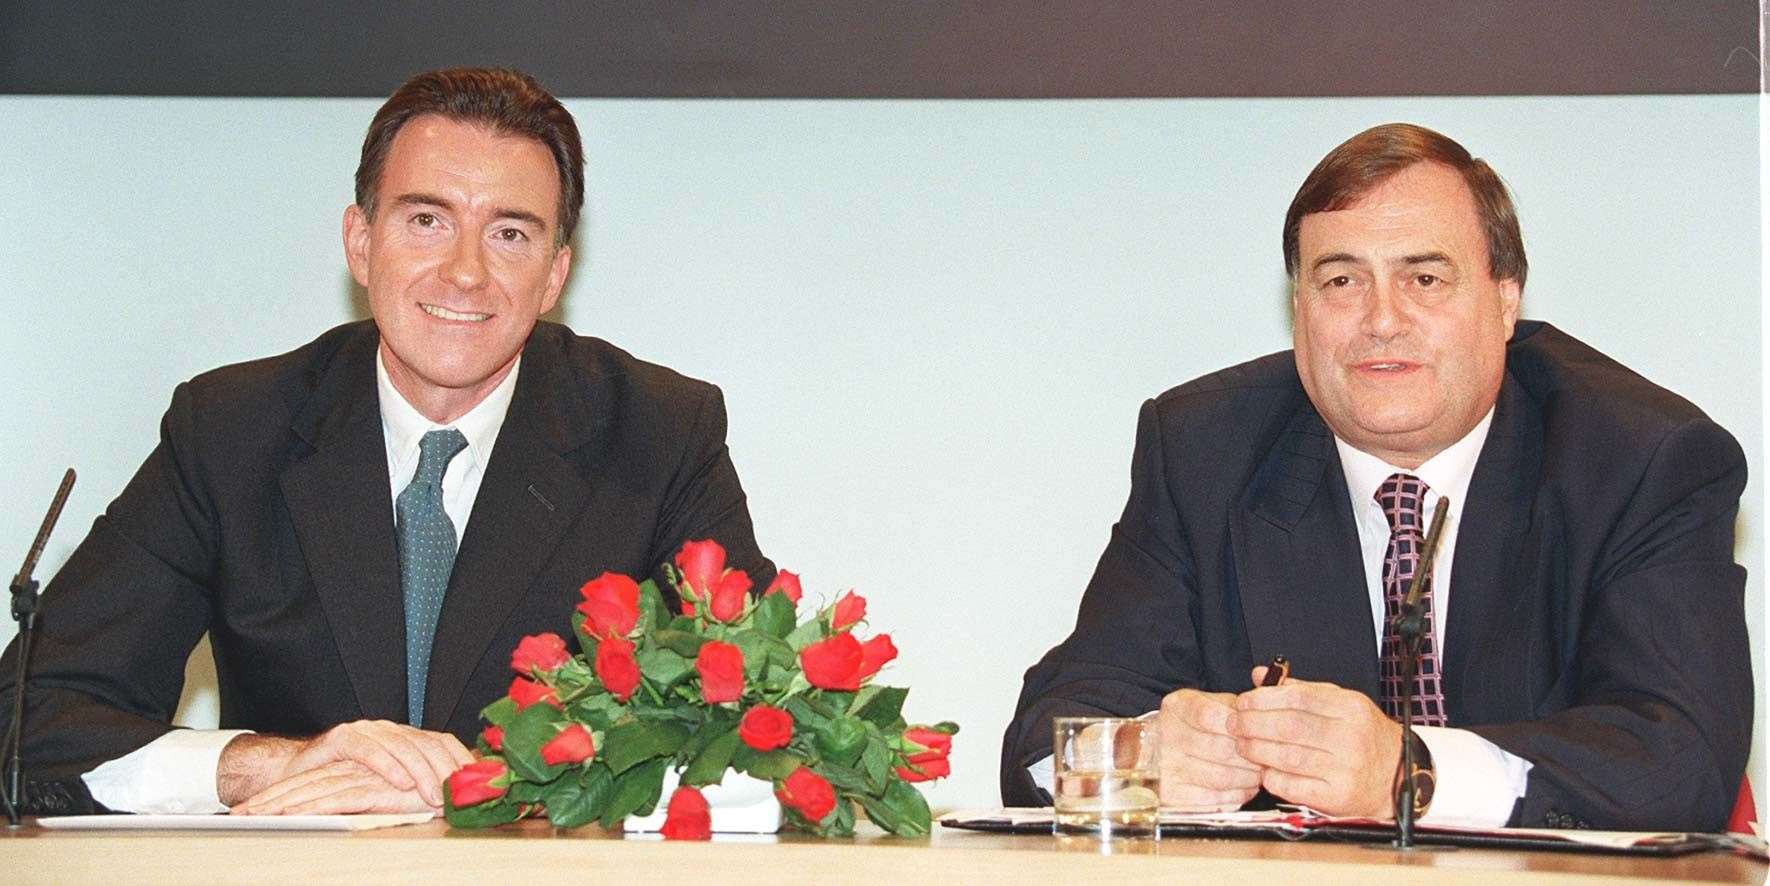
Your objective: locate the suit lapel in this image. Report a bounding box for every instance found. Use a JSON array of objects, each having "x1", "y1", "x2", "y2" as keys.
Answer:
[
  {"x1": 279, "y1": 327, "x2": 408, "y2": 722},
  {"x1": 421, "y1": 336, "x2": 596, "y2": 728},
  {"x1": 1233, "y1": 402, "x2": 1381, "y2": 696},
  {"x1": 1442, "y1": 377, "x2": 1541, "y2": 722}
]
